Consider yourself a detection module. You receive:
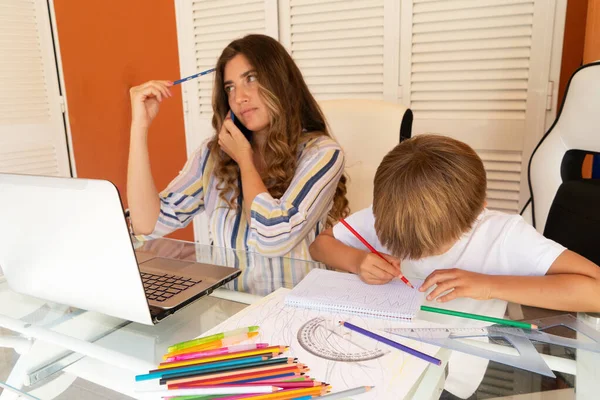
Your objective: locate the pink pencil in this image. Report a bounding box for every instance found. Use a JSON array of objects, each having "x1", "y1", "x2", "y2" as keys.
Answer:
[{"x1": 166, "y1": 344, "x2": 270, "y2": 362}]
